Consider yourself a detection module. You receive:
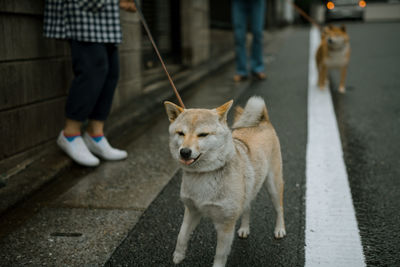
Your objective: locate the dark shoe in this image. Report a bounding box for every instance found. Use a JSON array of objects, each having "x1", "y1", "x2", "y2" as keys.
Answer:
[
  {"x1": 252, "y1": 72, "x2": 267, "y2": 80},
  {"x1": 233, "y1": 74, "x2": 248, "y2": 83}
]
